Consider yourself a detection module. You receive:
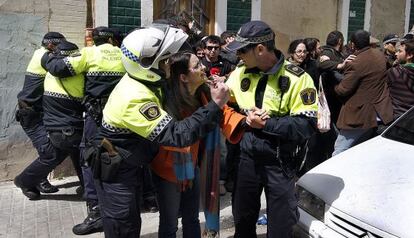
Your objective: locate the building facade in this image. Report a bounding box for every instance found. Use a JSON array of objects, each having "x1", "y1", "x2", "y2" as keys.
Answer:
[{"x1": 0, "y1": 0, "x2": 413, "y2": 181}]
